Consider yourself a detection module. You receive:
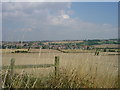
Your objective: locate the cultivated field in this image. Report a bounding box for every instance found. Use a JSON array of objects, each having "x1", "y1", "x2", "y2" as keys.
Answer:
[
  {"x1": 43, "y1": 40, "x2": 83, "y2": 45},
  {"x1": 1, "y1": 49, "x2": 118, "y2": 88},
  {"x1": 93, "y1": 44, "x2": 118, "y2": 48}
]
